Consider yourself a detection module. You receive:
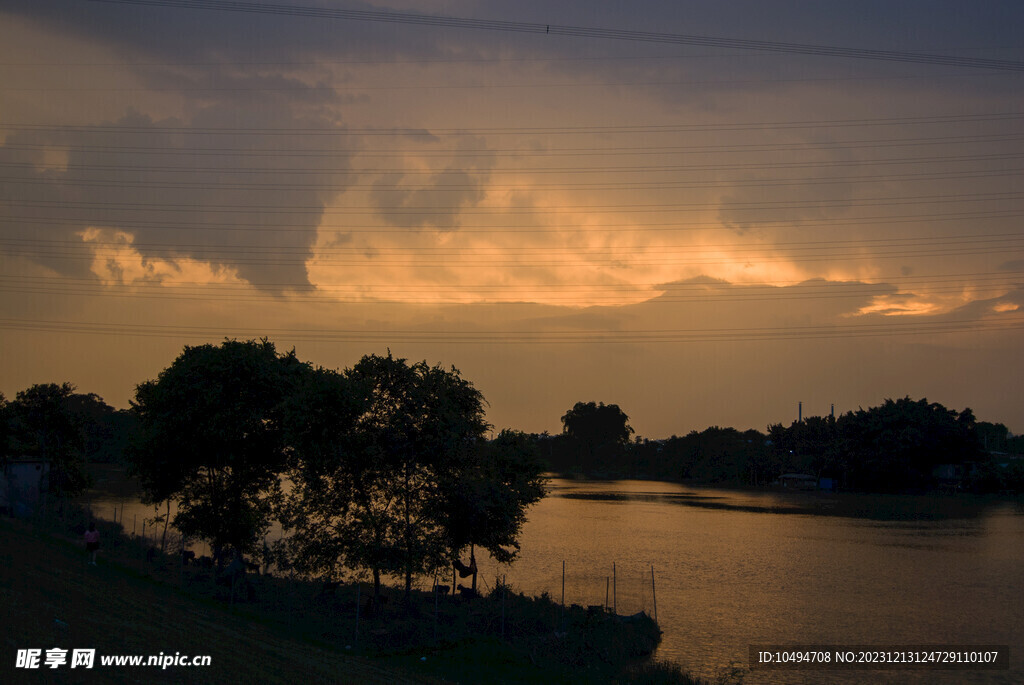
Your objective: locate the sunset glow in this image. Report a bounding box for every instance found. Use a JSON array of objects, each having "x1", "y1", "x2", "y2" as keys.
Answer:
[{"x1": 1, "y1": 0, "x2": 1022, "y2": 437}]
